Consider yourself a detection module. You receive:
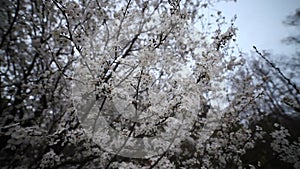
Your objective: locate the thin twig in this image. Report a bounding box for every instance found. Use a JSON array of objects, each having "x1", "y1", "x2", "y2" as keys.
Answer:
[
  {"x1": 253, "y1": 46, "x2": 300, "y2": 94},
  {"x1": 0, "y1": 0, "x2": 20, "y2": 48}
]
